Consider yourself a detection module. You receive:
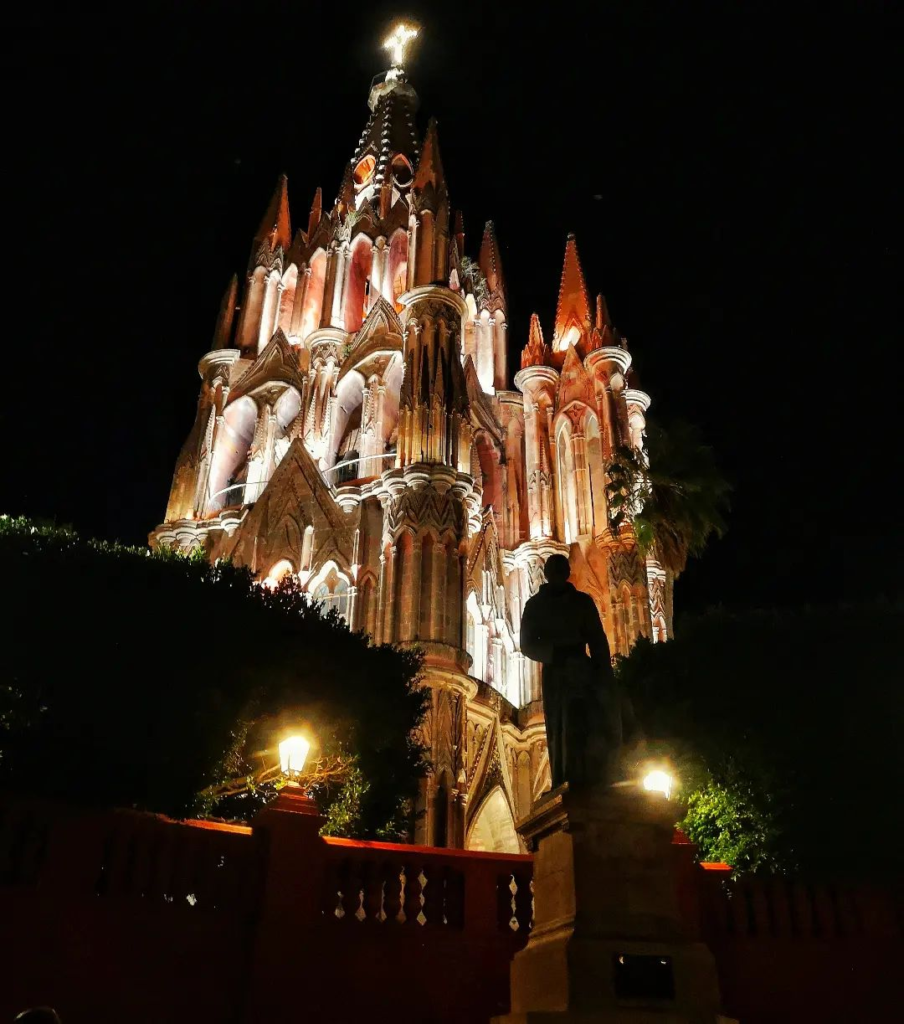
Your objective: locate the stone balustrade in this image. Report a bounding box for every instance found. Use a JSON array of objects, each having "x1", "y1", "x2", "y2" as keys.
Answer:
[{"x1": 0, "y1": 794, "x2": 899, "y2": 1023}]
